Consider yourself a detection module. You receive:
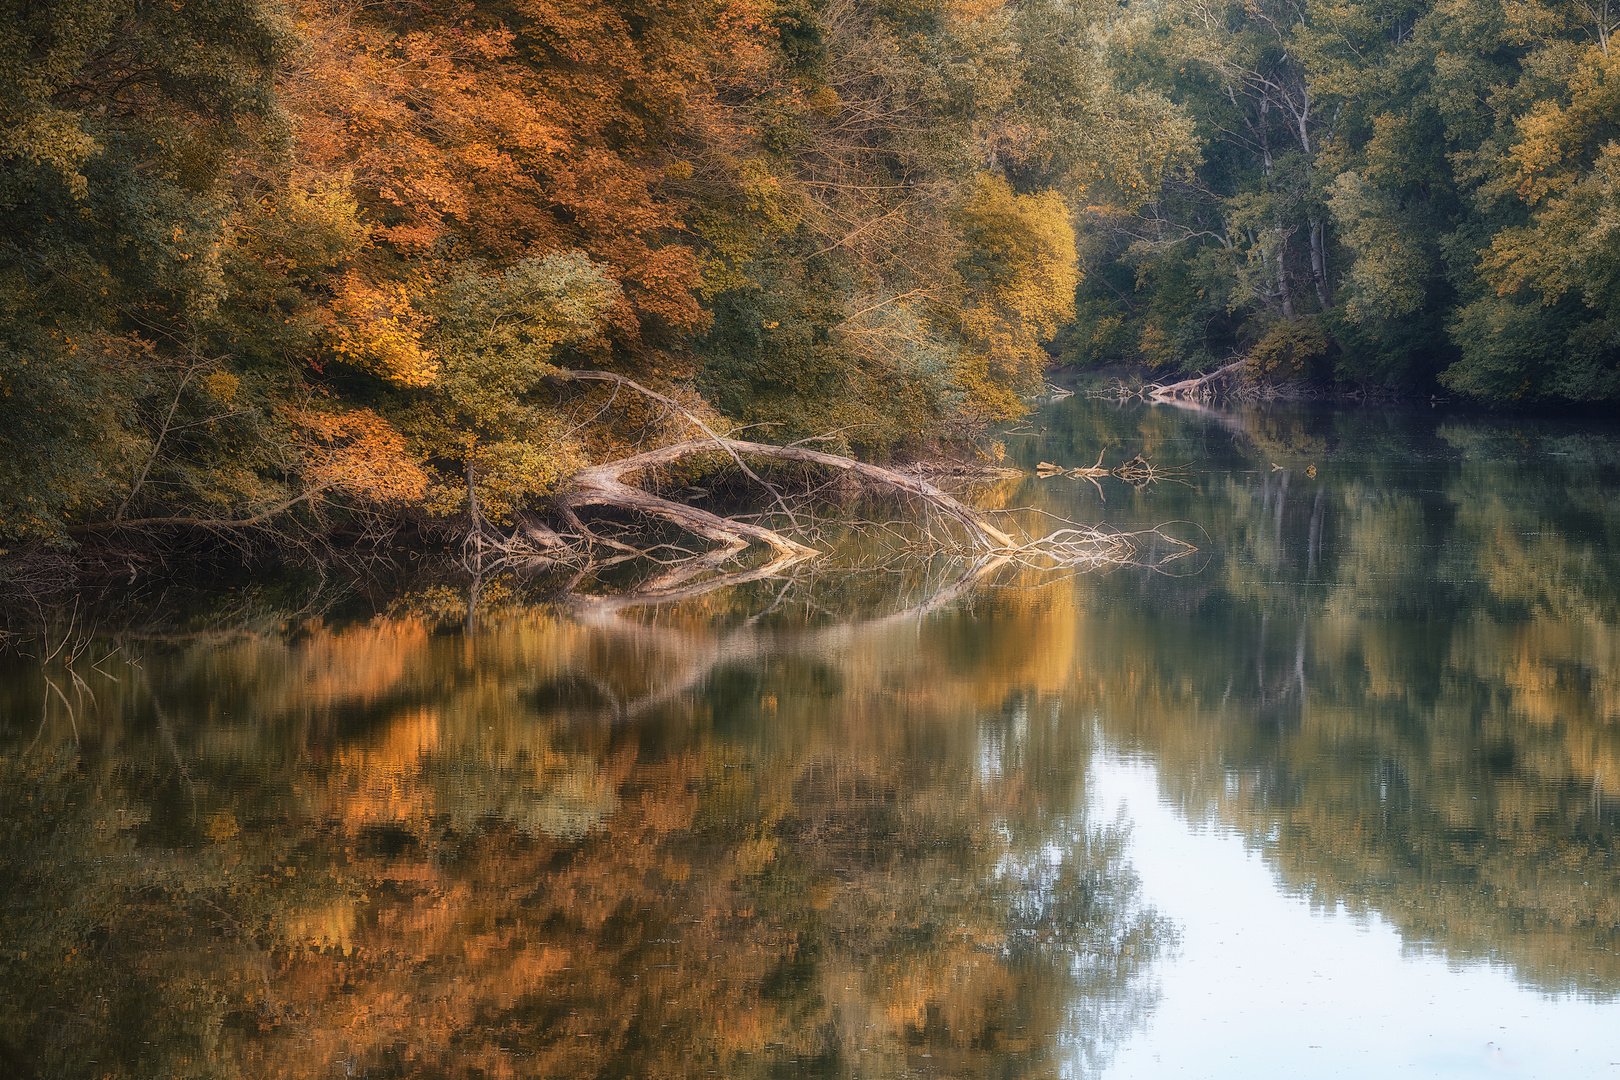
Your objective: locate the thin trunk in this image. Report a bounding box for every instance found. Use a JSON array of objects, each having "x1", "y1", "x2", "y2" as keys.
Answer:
[
  {"x1": 466, "y1": 456, "x2": 482, "y2": 536},
  {"x1": 115, "y1": 362, "x2": 202, "y2": 522},
  {"x1": 467, "y1": 454, "x2": 484, "y2": 571},
  {"x1": 1277, "y1": 225, "x2": 1295, "y2": 319},
  {"x1": 1260, "y1": 95, "x2": 1273, "y2": 175},
  {"x1": 1309, "y1": 219, "x2": 1331, "y2": 310},
  {"x1": 1296, "y1": 83, "x2": 1311, "y2": 156}
]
